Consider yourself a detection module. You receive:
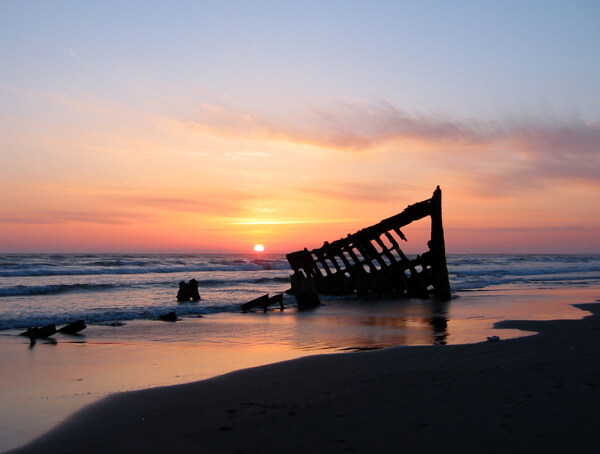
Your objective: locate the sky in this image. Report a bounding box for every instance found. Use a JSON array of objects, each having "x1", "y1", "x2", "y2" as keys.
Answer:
[{"x1": 1, "y1": 0, "x2": 599, "y2": 253}]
